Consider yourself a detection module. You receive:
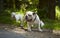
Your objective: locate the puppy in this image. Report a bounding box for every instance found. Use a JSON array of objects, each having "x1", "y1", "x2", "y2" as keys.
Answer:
[
  {"x1": 11, "y1": 12, "x2": 24, "y2": 27},
  {"x1": 25, "y1": 11, "x2": 44, "y2": 32}
]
